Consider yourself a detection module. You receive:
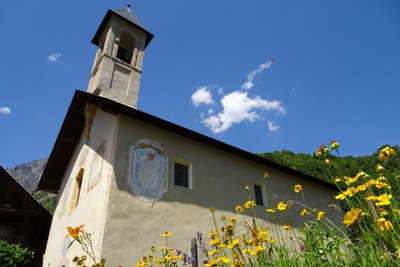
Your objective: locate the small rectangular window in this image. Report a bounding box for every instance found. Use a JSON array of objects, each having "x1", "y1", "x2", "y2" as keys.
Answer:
[
  {"x1": 175, "y1": 163, "x2": 189, "y2": 188},
  {"x1": 174, "y1": 159, "x2": 192, "y2": 189},
  {"x1": 254, "y1": 184, "x2": 264, "y2": 206}
]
